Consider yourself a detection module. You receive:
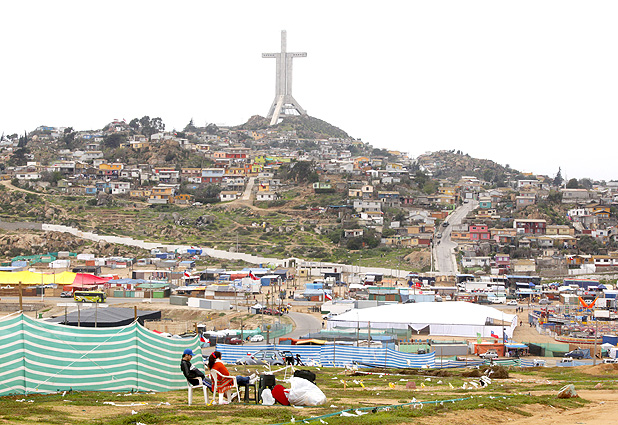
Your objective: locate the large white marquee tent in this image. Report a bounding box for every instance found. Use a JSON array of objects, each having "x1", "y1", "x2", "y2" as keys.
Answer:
[{"x1": 328, "y1": 302, "x2": 517, "y2": 339}]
